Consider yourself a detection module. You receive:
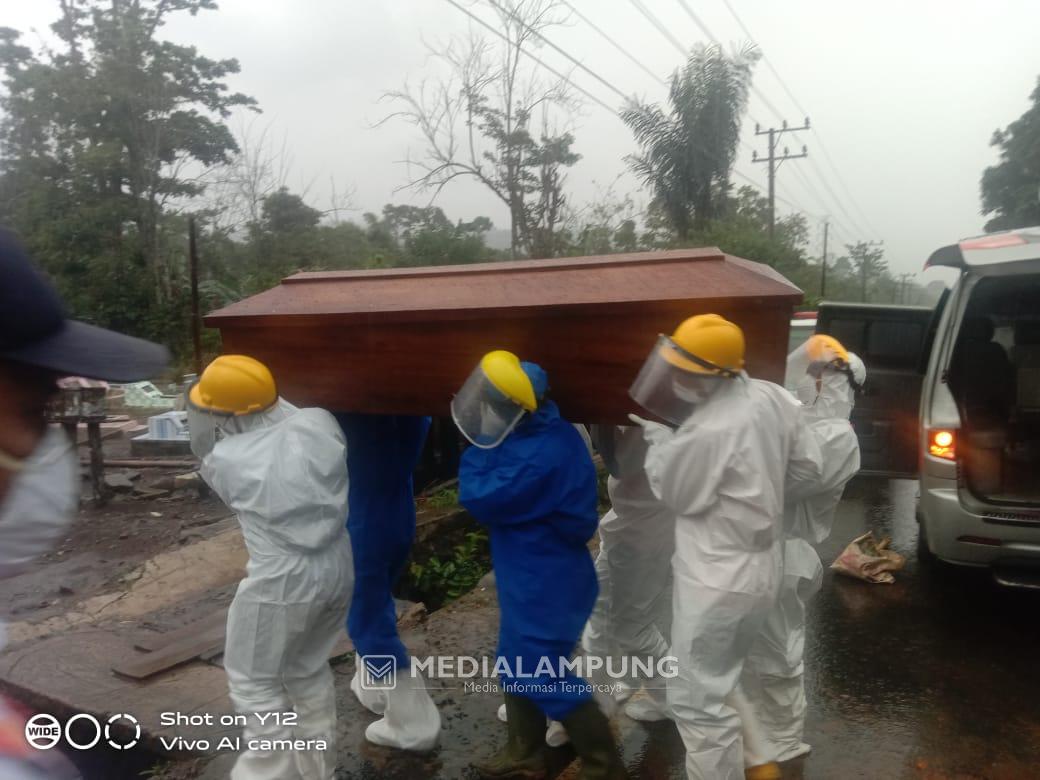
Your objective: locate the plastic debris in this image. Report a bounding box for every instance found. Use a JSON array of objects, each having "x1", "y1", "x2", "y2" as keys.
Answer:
[{"x1": 831, "y1": 531, "x2": 906, "y2": 584}]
